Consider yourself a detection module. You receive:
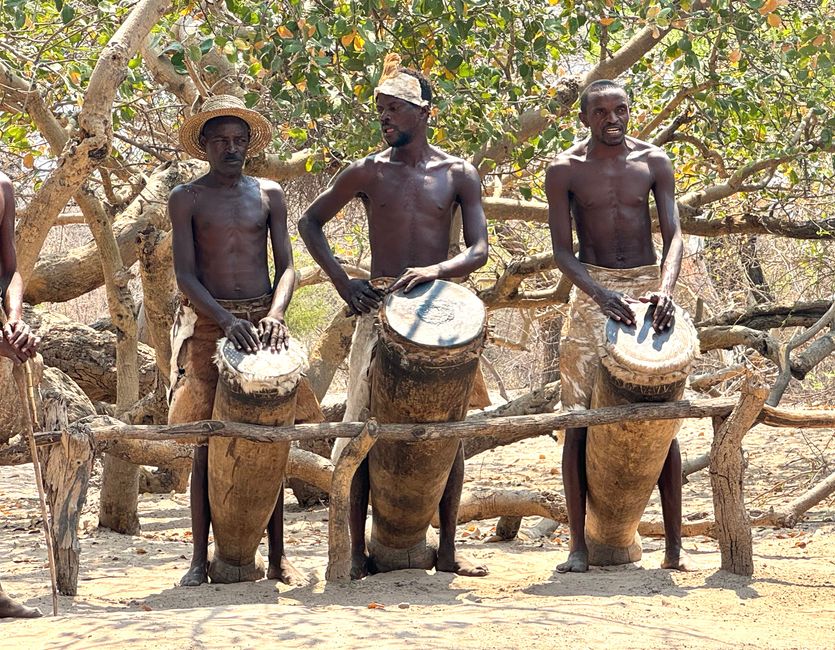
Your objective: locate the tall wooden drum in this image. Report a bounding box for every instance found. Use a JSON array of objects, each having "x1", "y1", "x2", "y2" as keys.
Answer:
[
  {"x1": 585, "y1": 301, "x2": 699, "y2": 566},
  {"x1": 367, "y1": 280, "x2": 486, "y2": 572},
  {"x1": 207, "y1": 337, "x2": 307, "y2": 583}
]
